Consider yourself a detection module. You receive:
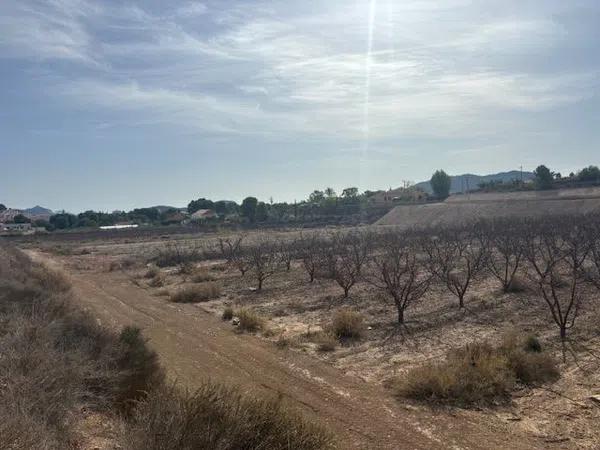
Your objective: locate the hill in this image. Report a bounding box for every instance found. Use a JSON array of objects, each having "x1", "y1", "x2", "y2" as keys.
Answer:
[
  {"x1": 23, "y1": 205, "x2": 53, "y2": 216},
  {"x1": 415, "y1": 170, "x2": 534, "y2": 194}
]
